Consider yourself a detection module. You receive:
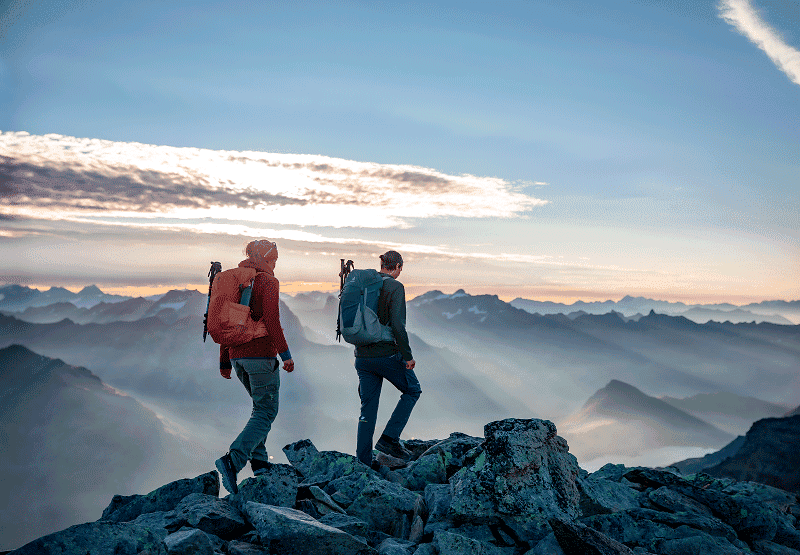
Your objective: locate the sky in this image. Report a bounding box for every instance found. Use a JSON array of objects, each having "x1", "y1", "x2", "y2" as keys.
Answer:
[{"x1": 1, "y1": 0, "x2": 798, "y2": 303}]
